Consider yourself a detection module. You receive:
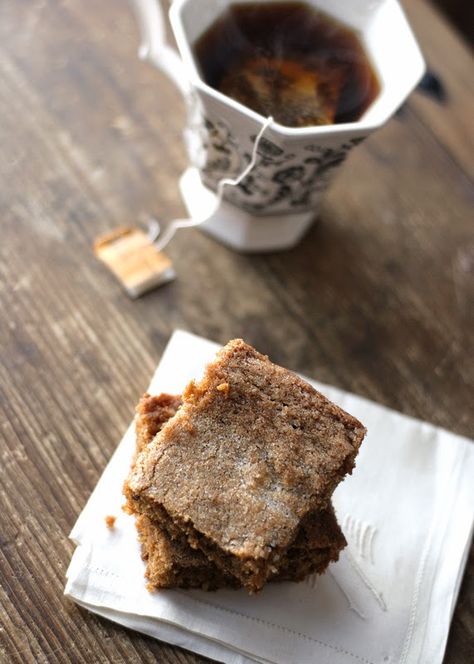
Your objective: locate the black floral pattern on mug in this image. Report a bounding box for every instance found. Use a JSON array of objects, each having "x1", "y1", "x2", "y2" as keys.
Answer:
[
  {"x1": 199, "y1": 117, "x2": 366, "y2": 214},
  {"x1": 200, "y1": 118, "x2": 242, "y2": 177}
]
